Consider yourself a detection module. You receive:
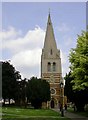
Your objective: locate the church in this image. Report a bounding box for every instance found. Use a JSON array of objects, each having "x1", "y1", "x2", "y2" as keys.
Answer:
[{"x1": 41, "y1": 12, "x2": 63, "y2": 108}]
